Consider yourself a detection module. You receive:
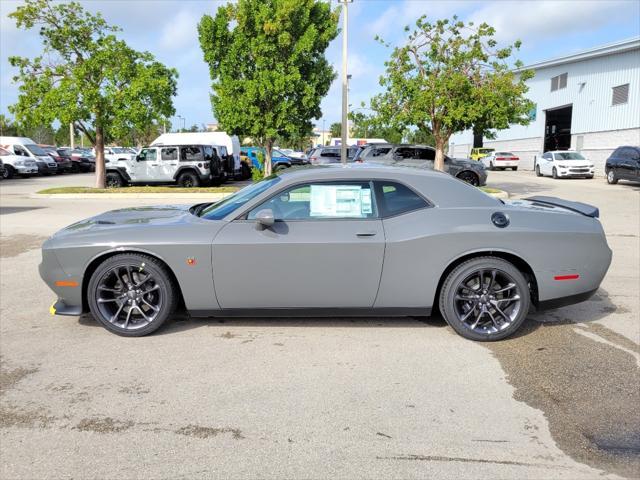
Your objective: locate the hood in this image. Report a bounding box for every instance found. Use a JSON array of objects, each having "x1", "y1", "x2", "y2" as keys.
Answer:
[{"x1": 53, "y1": 204, "x2": 194, "y2": 237}]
